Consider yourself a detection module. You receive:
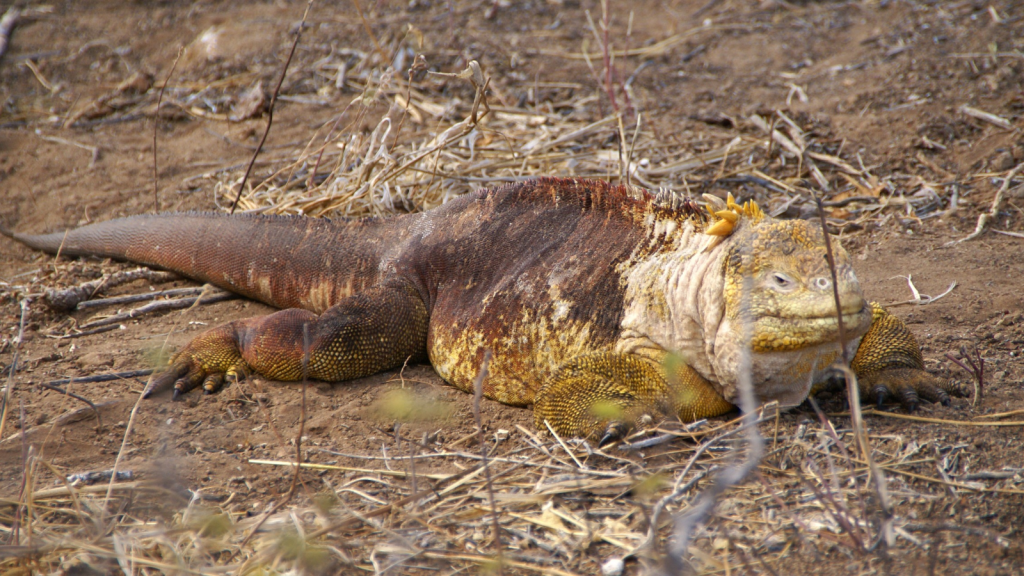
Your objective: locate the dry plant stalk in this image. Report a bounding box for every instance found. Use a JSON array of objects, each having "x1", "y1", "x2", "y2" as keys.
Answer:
[
  {"x1": 814, "y1": 193, "x2": 894, "y2": 548},
  {"x1": 663, "y1": 253, "x2": 764, "y2": 573},
  {"x1": 152, "y1": 46, "x2": 184, "y2": 212},
  {"x1": 471, "y1": 351, "x2": 503, "y2": 566},
  {"x1": 0, "y1": 7, "x2": 19, "y2": 61},
  {"x1": 0, "y1": 300, "x2": 29, "y2": 443},
  {"x1": 229, "y1": 0, "x2": 316, "y2": 214},
  {"x1": 948, "y1": 162, "x2": 1024, "y2": 245}
]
